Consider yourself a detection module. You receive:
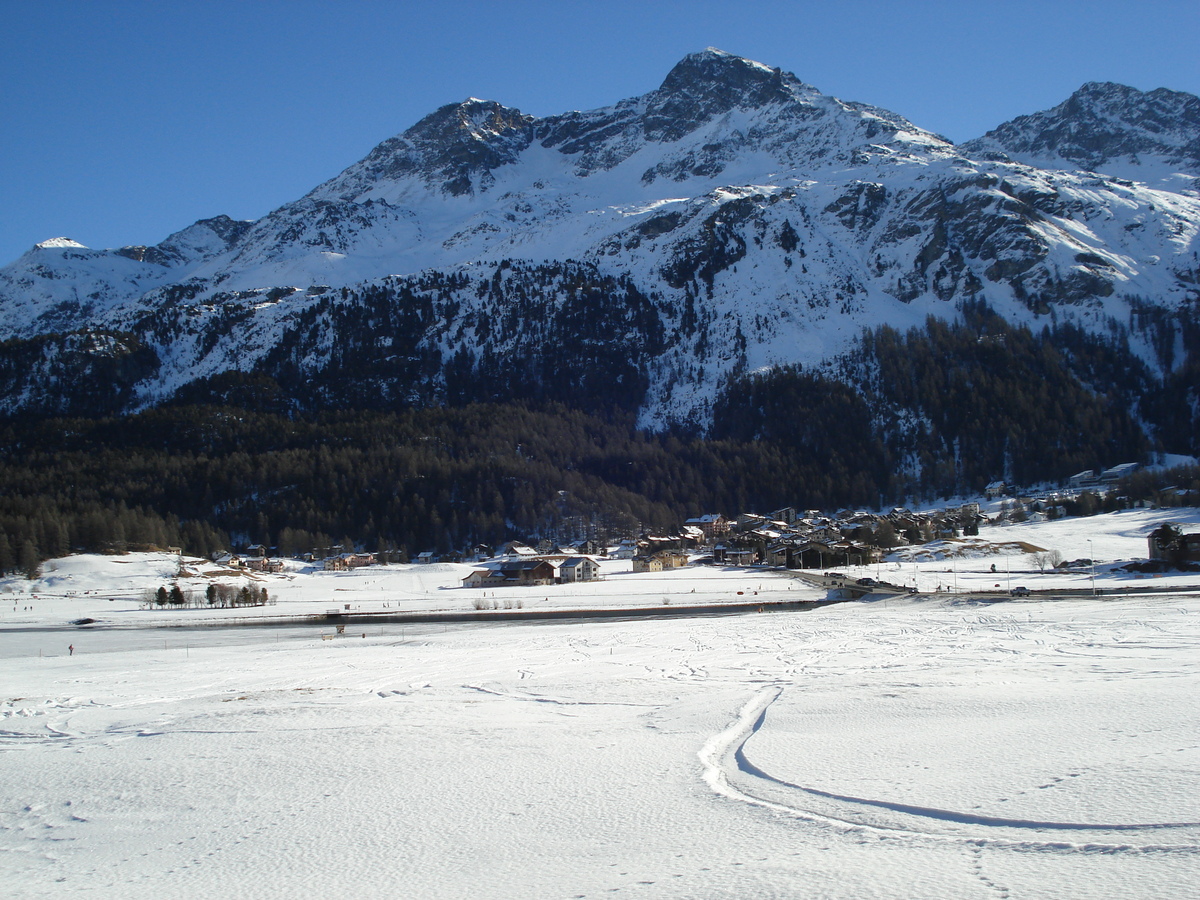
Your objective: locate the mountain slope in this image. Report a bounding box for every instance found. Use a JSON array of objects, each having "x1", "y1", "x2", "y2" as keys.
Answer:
[
  {"x1": 0, "y1": 50, "x2": 1197, "y2": 463},
  {"x1": 962, "y1": 81, "x2": 1200, "y2": 191}
]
